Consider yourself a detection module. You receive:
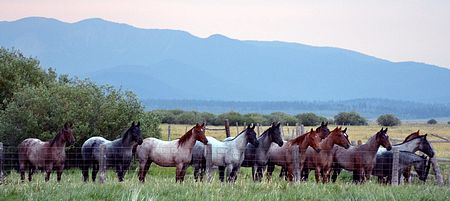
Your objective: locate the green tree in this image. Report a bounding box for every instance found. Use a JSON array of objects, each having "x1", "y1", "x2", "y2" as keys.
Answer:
[
  {"x1": 295, "y1": 113, "x2": 328, "y2": 126},
  {"x1": 377, "y1": 114, "x2": 401, "y2": 126},
  {"x1": 266, "y1": 112, "x2": 297, "y2": 125},
  {"x1": 334, "y1": 112, "x2": 368, "y2": 125},
  {"x1": 427, "y1": 119, "x2": 437, "y2": 124}
]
